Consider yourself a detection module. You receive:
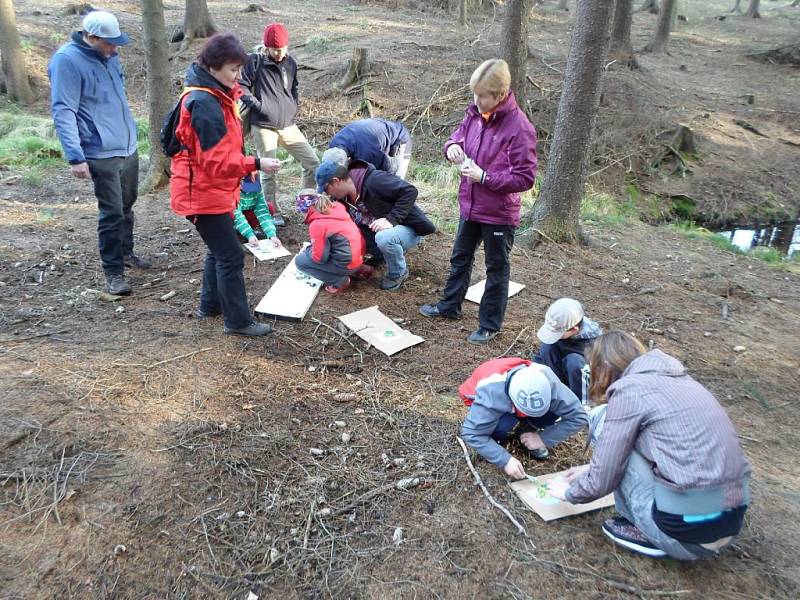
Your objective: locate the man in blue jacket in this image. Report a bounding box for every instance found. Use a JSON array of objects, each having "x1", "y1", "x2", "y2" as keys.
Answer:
[
  {"x1": 48, "y1": 10, "x2": 149, "y2": 296},
  {"x1": 322, "y1": 119, "x2": 412, "y2": 179}
]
